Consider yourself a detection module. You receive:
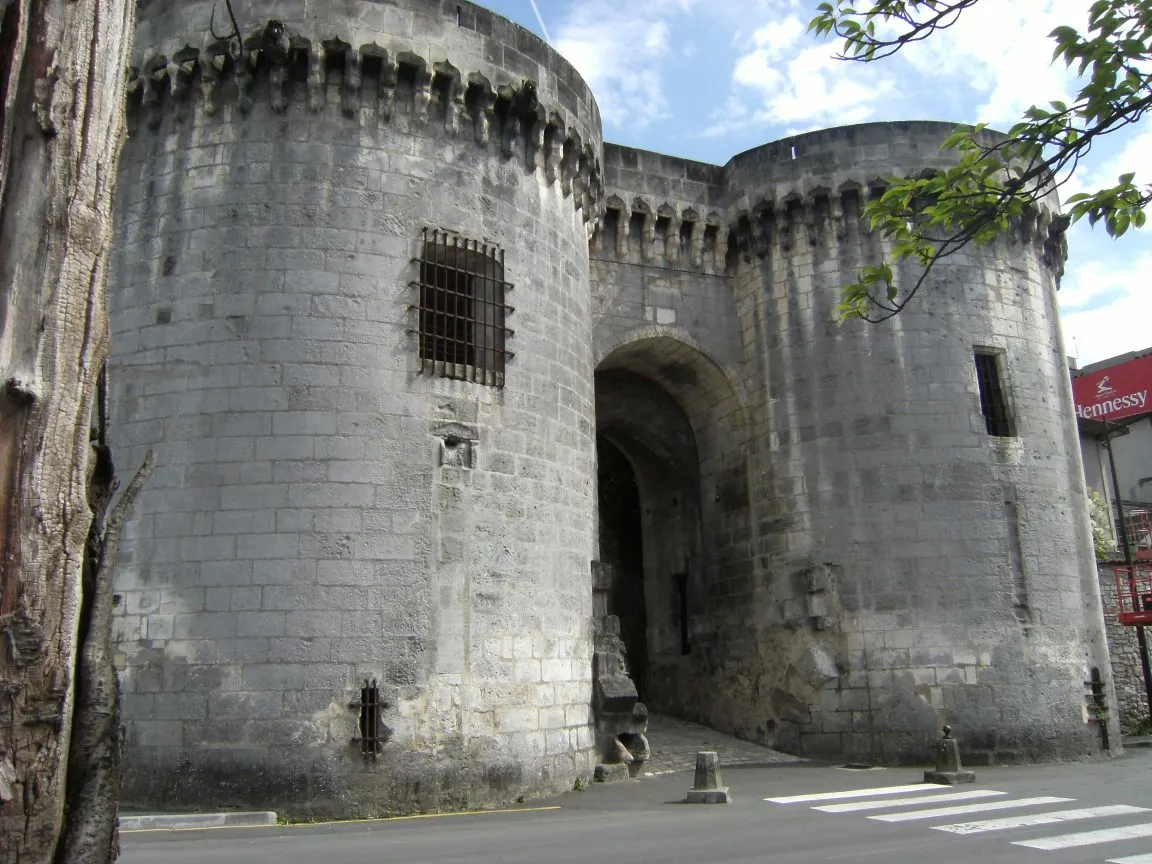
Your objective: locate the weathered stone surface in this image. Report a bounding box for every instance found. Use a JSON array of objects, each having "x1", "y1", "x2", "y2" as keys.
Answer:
[
  {"x1": 108, "y1": 0, "x2": 1117, "y2": 821},
  {"x1": 923, "y1": 726, "x2": 975, "y2": 785},
  {"x1": 692, "y1": 751, "x2": 722, "y2": 790},
  {"x1": 685, "y1": 751, "x2": 729, "y2": 803}
]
